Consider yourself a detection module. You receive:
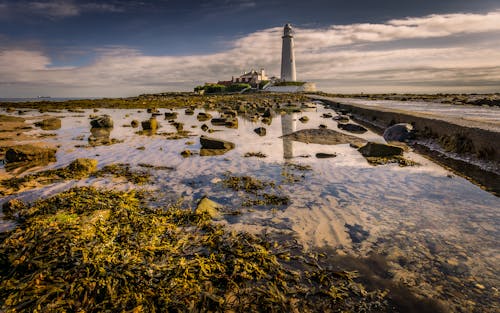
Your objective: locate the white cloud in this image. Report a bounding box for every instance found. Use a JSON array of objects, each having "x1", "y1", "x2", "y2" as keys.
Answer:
[{"x1": 1, "y1": 10, "x2": 500, "y2": 96}]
